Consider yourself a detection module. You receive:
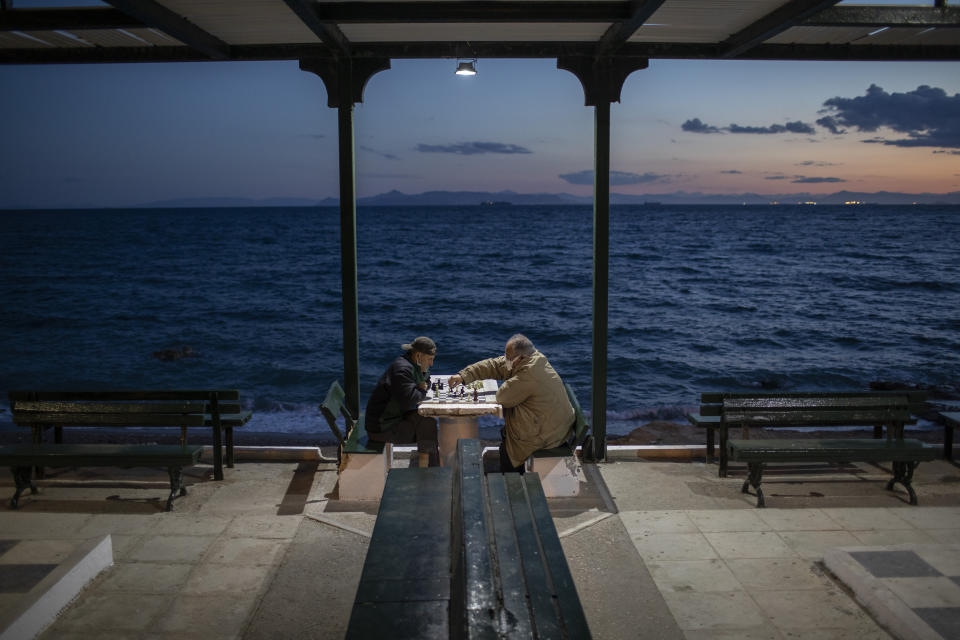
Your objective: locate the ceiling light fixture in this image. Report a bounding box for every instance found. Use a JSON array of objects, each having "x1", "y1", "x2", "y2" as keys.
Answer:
[{"x1": 455, "y1": 59, "x2": 477, "y2": 76}]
